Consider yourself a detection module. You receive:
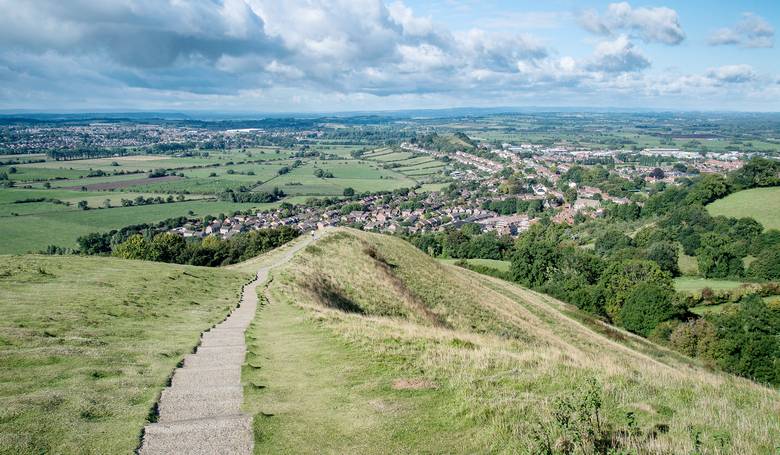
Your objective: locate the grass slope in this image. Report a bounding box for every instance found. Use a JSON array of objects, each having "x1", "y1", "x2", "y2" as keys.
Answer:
[
  {"x1": 0, "y1": 255, "x2": 250, "y2": 454},
  {"x1": 250, "y1": 228, "x2": 780, "y2": 454},
  {"x1": 707, "y1": 187, "x2": 780, "y2": 230}
]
